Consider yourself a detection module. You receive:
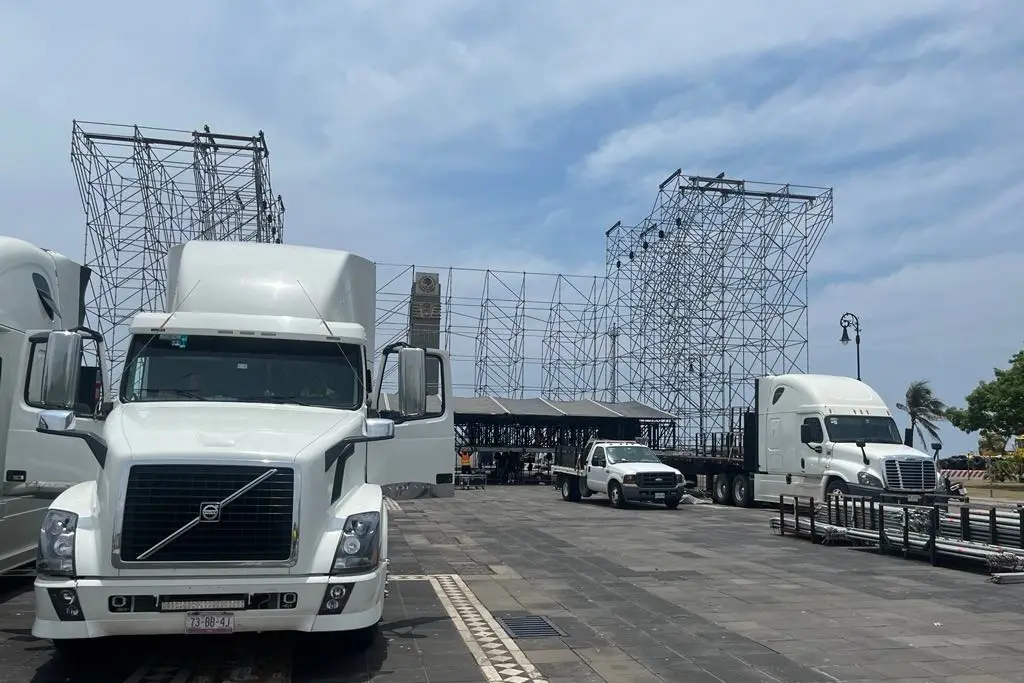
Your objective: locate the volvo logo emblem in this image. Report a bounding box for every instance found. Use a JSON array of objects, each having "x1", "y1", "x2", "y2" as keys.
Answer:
[{"x1": 199, "y1": 502, "x2": 221, "y2": 522}]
